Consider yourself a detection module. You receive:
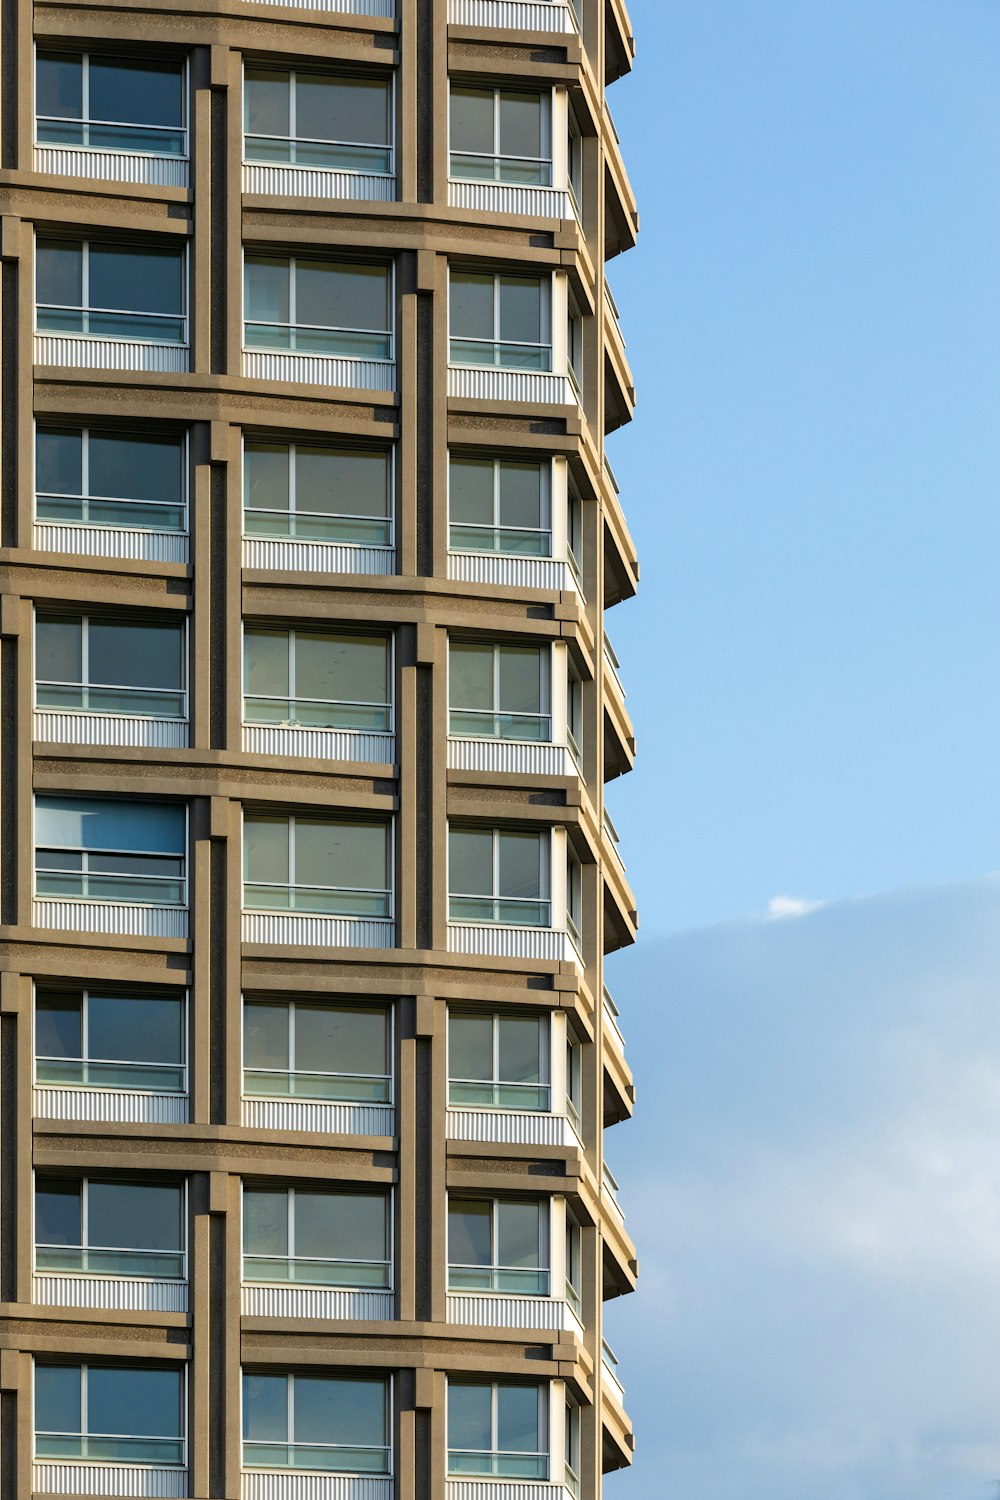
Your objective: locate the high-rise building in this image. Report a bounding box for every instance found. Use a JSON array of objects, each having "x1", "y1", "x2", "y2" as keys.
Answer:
[{"x1": 0, "y1": 0, "x2": 639, "y2": 1495}]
